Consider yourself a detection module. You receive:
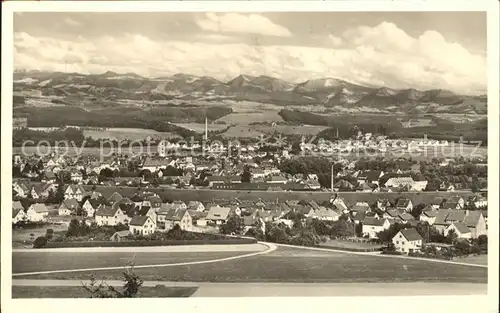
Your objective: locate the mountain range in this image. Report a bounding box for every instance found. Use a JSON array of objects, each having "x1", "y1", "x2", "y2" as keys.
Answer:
[{"x1": 13, "y1": 70, "x2": 487, "y2": 114}]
